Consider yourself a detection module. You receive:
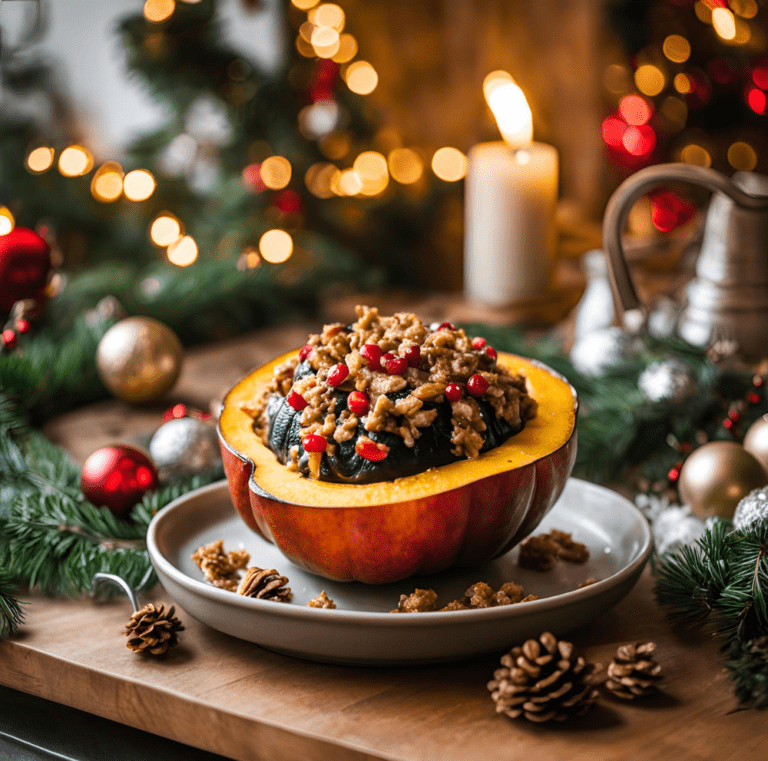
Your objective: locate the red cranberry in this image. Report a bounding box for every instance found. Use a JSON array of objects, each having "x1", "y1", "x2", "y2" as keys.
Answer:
[
  {"x1": 299, "y1": 343, "x2": 313, "y2": 362},
  {"x1": 355, "y1": 437, "x2": 389, "y2": 462},
  {"x1": 347, "y1": 390, "x2": 370, "y2": 416},
  {"x1": 287, "y1": 391, "x2": 308, "y2": 411},
  {"x1": 467, "y1": 374, "x2": 489, "y2": 397},
  {"x1": 303, "y1": 433, "x2": 327, "y2": 453},
  {"x1": 16, "y1": 318, "x2": 31, "y2": 334},
  {"x1": 404, "y1": 345, "x2": 421, "y2": 368},
  {"x1": 471, "y1": 336, "x2": 486, "y2": 350},
  {"x1": 2, "y1": 329, "x2": 16, "y2": 348},
  {"x1": 327, "y1": 363, "x2": 350, "y2": 387},
  {"x1": 485, "y1": 346, "x2": 497, "y2": 362},
  {"x1": 438, "y1": 322, "x2": 456, "y2": 331},
  {"x1": 383, "y1": 353, "x2": 407, "y2": 375},
  {"x1": 360, "y1": 344, "x2": 383, "y2": 371},
  {"x1": 445, "y1": 383, "x2": 462, "y2": 402}
]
